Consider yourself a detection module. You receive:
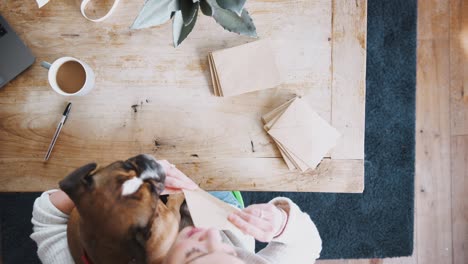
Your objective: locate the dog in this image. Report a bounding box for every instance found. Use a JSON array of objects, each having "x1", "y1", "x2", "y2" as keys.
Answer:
[{"x1": 59, "y1": 154, "x2": 191, "y2": 264}]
